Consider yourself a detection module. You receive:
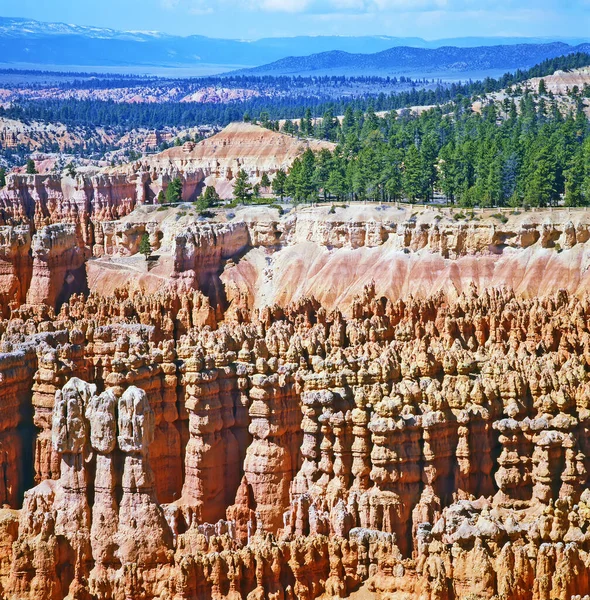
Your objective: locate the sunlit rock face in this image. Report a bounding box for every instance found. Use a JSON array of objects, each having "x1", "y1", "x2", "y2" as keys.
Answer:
[{"x1": 1, "y1": 280, "x2": 590, "y2": 599}]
